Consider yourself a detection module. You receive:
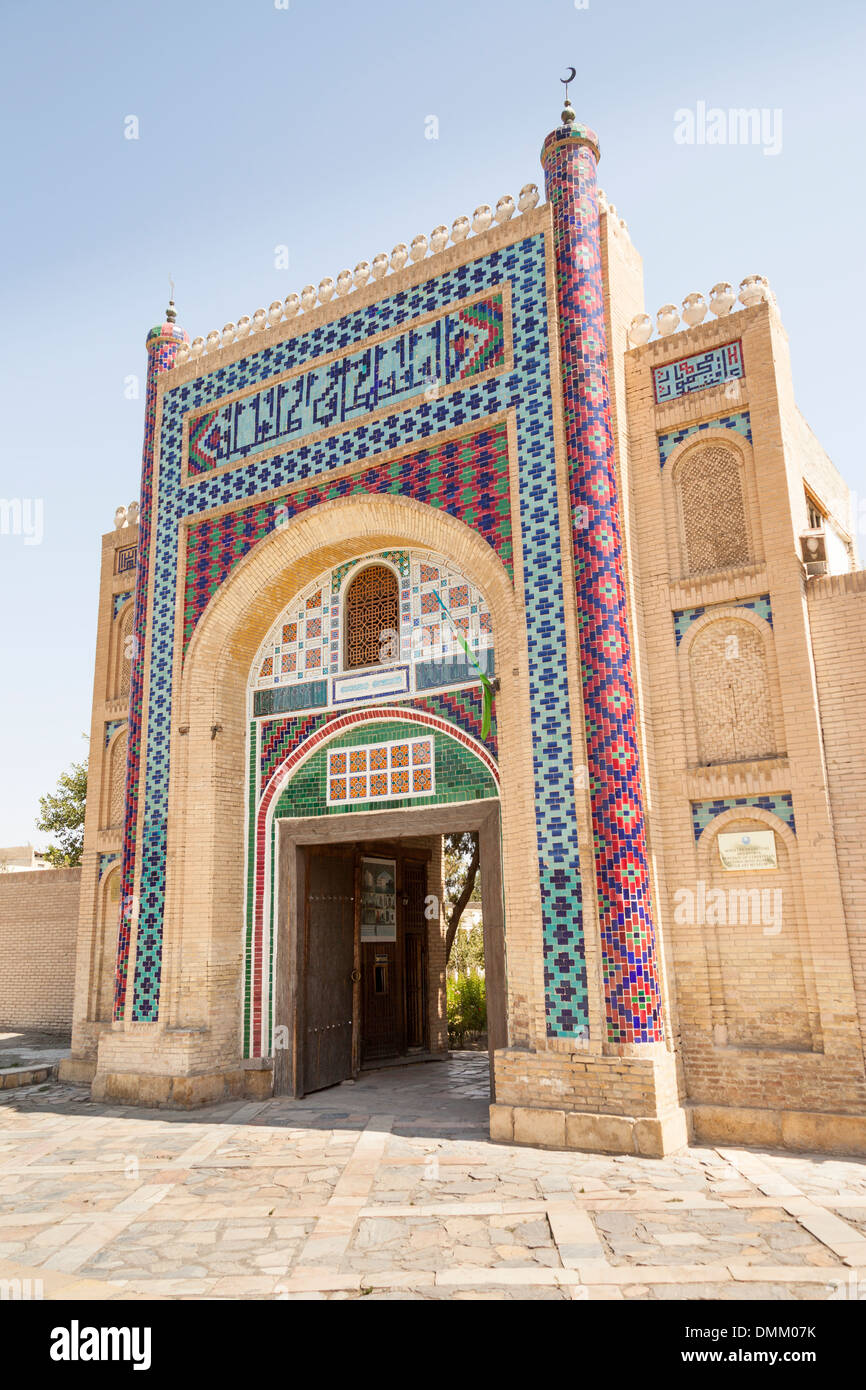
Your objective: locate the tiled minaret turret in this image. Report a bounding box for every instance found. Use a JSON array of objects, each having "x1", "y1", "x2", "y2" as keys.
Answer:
[
  {"x1": 541, "y1": 101, "x2": 664, "y2": 1044},
  {"x1": 114, "y1": 303, "x2": 188, "y2": 1019}
]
